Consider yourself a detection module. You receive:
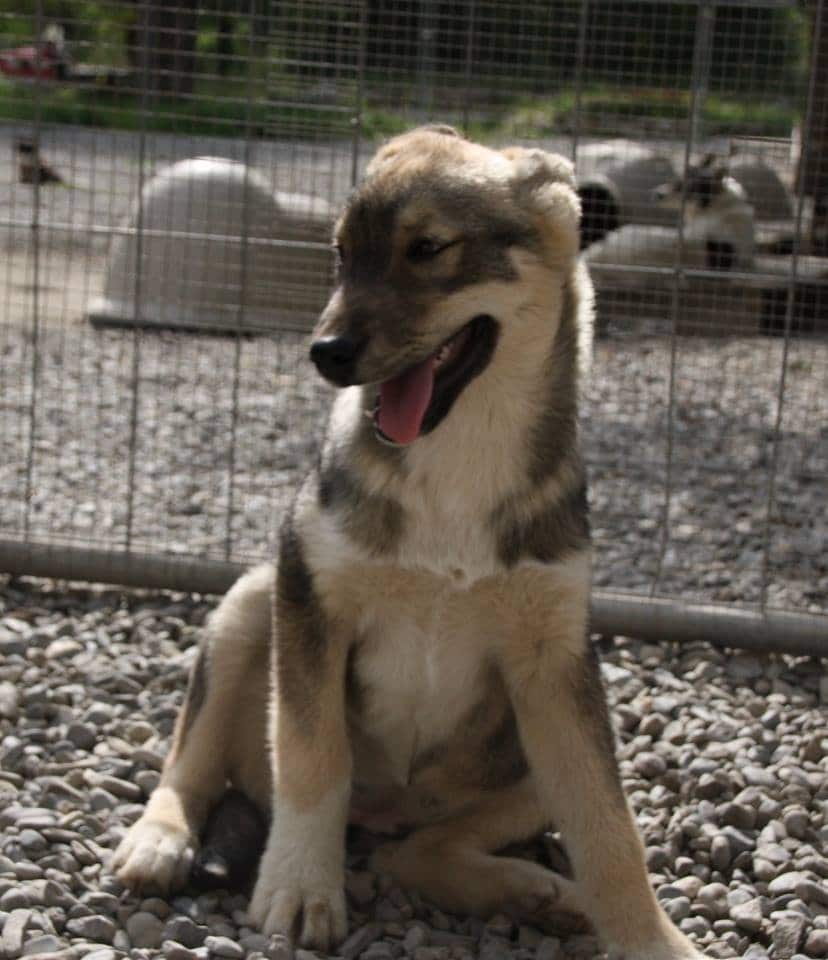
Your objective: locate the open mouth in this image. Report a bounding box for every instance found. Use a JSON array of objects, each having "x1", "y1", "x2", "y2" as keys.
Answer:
[{"x1": 372, "y1": 315, "x2": 498, "y2": 446}]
